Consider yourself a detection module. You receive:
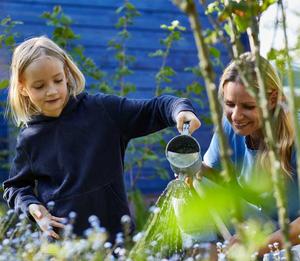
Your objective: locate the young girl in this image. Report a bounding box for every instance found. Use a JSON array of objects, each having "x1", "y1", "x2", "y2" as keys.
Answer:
[
  {"x1": 194, "y1": 52, "x2": 300, "y2": 254},
  {"x1": 3, "y1": 36, "x2": 200, "y2": 240}
]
